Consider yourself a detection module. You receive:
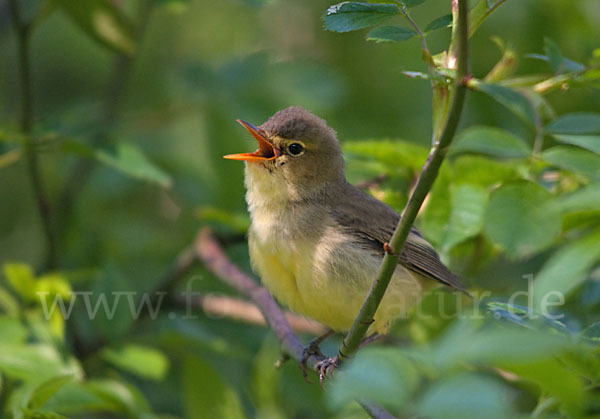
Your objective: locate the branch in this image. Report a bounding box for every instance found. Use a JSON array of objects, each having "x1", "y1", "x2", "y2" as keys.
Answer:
[
  {"x1": 194, "y1": 228, "x2": 396, "y2": 419},
  {"x1": 172, "y1": 293, "x2": 326, "y2": 335},
  {"x1": 337, "y1": 0, "x2": 470, "y2": 364},
  {"x1": 8, "y1": 0, "x2": 58, "y2": 270}
]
